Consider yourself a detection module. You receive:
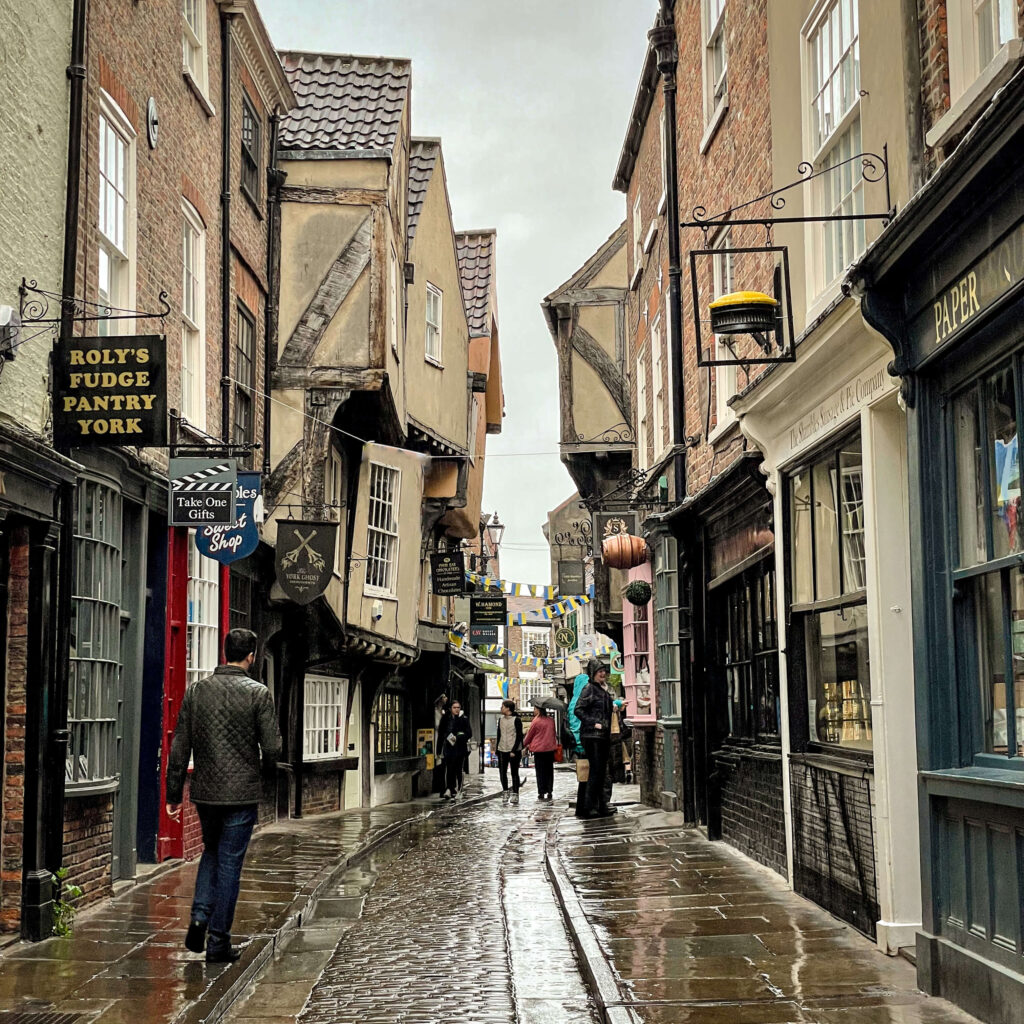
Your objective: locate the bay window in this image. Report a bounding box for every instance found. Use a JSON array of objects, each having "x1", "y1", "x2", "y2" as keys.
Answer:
[
  {"x1": 788, "y1": 431, "x2": 872, "y2": 752},
  {"x1": 655, "y1": 537, "x2": 680, "y2": 720},
  {"x1": 624, "y1": 564, "x2": 656, "y2": 722}
]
